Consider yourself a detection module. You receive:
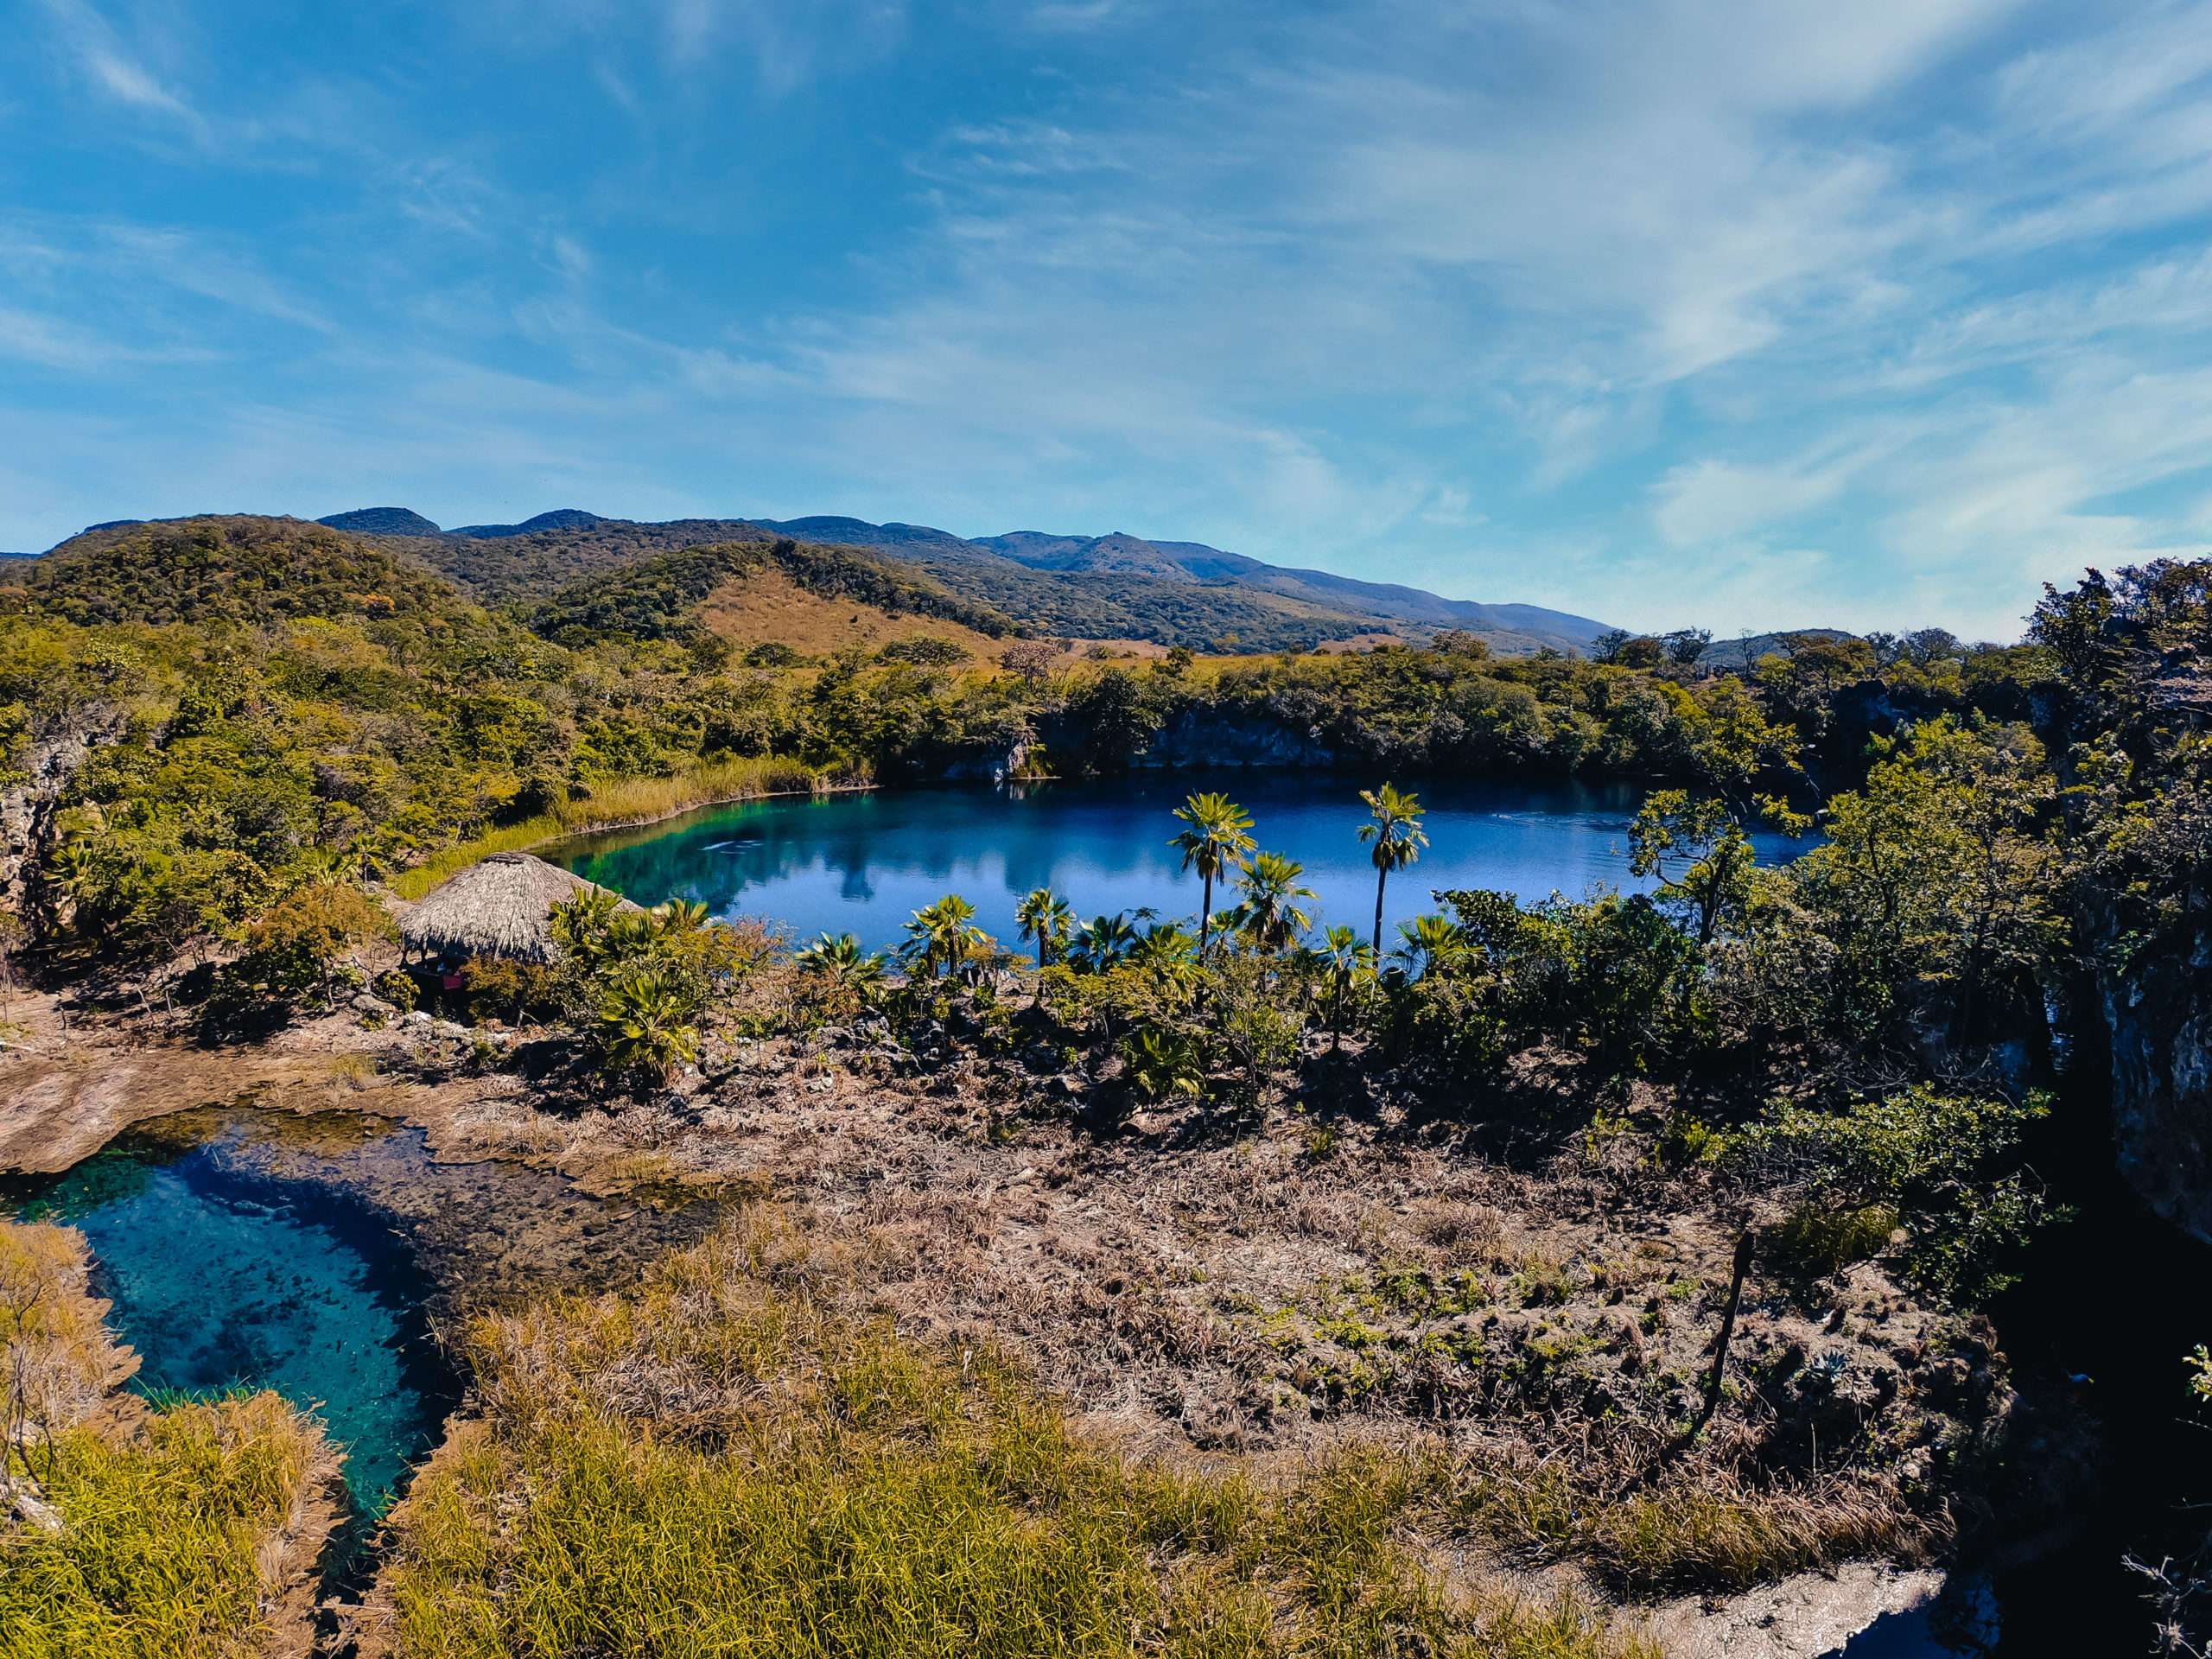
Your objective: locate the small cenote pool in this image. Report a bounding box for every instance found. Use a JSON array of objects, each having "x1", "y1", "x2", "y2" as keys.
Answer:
[{"x1": 1, "y1": 1107, "x2": 459, "y2": 1529}]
